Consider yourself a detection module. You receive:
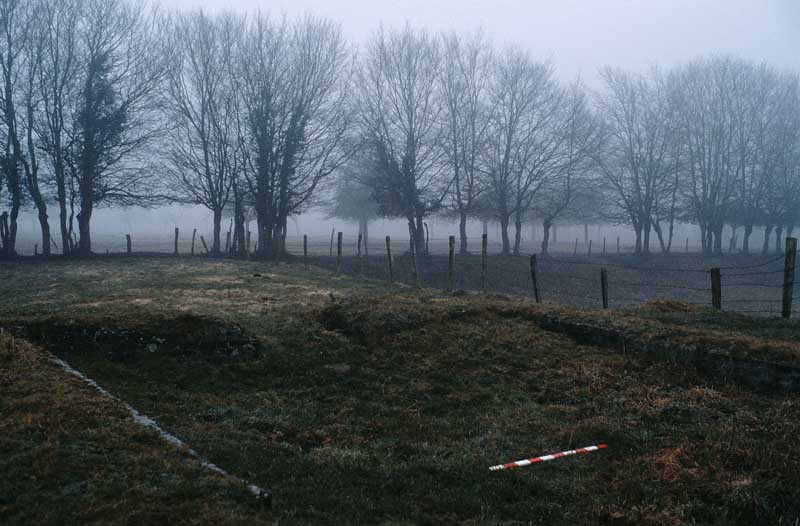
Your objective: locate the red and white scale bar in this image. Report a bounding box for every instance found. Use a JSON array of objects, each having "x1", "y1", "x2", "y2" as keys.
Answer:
[{"x1": 489, "y1": 444, "x2": 607, "y2": 471}]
